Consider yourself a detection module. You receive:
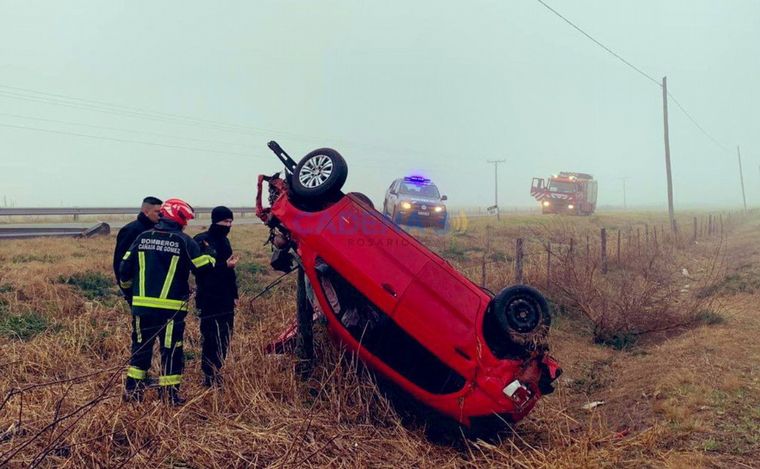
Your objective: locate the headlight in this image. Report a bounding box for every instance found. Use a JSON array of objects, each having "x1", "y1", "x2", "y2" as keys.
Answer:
[
  {"x1": 568, "y1": 204, "x2": 574, "y2": 210},
  {"x1": 434, "y1": 206, "x2": 444, "y2": 213},
  {"x1": 401, "y1": 202, "x2": 412, "y2": 210},
  {"x1": 542, "y1": 201, "x2": 550, "y2": 207}
]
